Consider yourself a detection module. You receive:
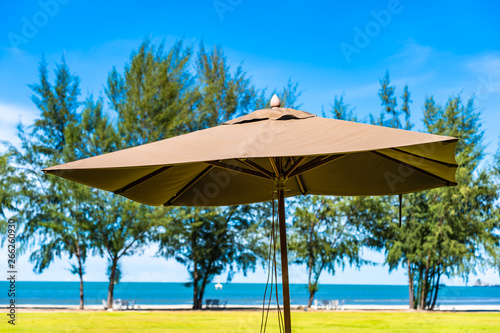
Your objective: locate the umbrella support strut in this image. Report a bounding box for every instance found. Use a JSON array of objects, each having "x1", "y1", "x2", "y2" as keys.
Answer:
[{"x1": 278, "y1": 183, "x2": 292, "y2": 333}]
